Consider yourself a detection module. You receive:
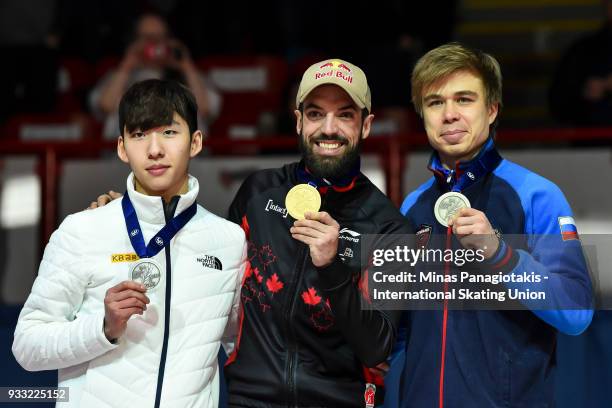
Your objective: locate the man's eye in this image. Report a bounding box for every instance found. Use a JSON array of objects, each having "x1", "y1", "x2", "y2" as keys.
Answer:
[
  {"x1": 306, "y1": 111, "x2": 323, "y2": 119},
  {"x1": 163, "y1": 130, "x2": 177, "y2": 136},
  {"x1": 132, "y1": 132, "x2": 145, "y2": 138},
  {"x1": 427, "y1": 100, "x2": 443, "y2": 107},
  {"x1": 339, "y1": 112, "x2": 354, "y2": 119},
  {"x1": 457, "y1": 97, "x2": 473, "y2": 104}
]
